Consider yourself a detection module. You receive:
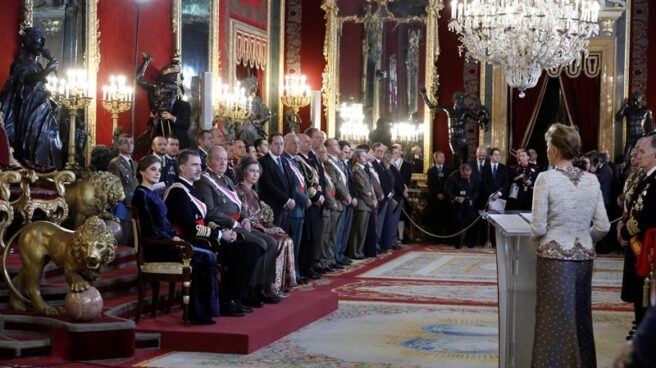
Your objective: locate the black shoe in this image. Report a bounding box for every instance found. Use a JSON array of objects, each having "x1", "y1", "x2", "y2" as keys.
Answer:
[
  {"x1": 257, "y1": 289, "x2": 281, "y2": 304},
  {"x1": 351, "y1": 256, "x2": 364, "y2": 260},
  {"x1": 237, "y1": 303, "x2": 253, "y2": 313},
  {"x1": 392, "y1": 245, "x2": 402, "y2": 250},
  {"x1": 243, "y1": 293, "x2": 264, "y2": 308},
  {"x1": 220, "y1": 301, "x2": 246, "y2": 317},
  {"x1": 455, "y1": 244, "x2": 463, "y2": 249},
  {"x1": 342, "y1": 259, "x2": 353, "y2": 265},
  {"x1": 314, "y1": 266, "x2": 327, "y2": 274},
  {"x1": 297, "y1": 276, "x2": 309, "y2": 285},
  {"x1": 330, "y1": 263, "x2": 344, "y2": 270}
]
